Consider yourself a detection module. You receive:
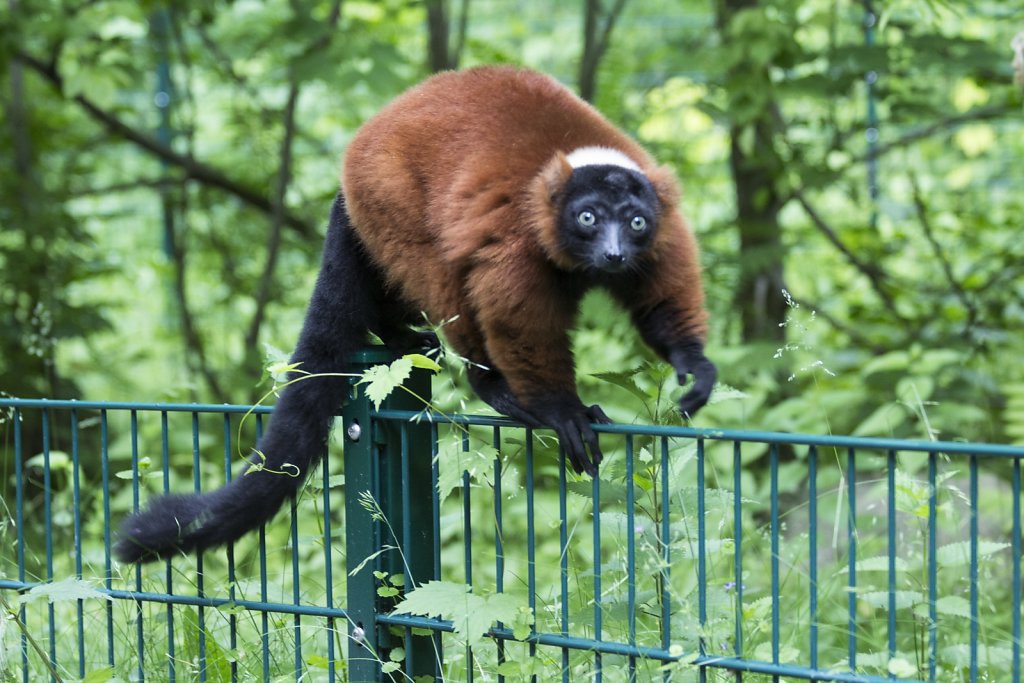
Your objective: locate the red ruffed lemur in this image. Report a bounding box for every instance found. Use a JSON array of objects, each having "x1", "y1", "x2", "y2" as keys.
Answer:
[{"x1": 115, "y1": 66, "x2": 716, "y2": 562}]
